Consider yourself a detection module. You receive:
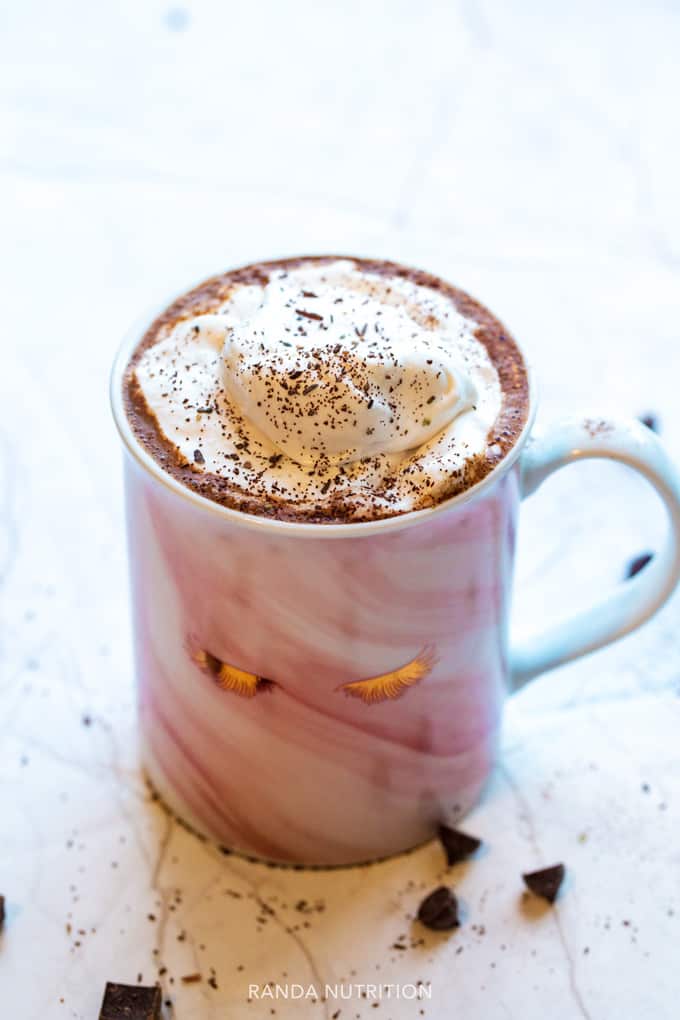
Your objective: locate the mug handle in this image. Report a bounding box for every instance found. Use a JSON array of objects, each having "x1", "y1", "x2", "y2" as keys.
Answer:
[{"x1": 510, "y1": 417, "x2": 680, "y2": 689}]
